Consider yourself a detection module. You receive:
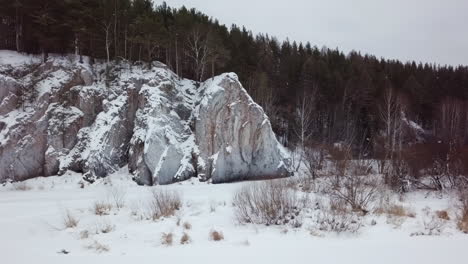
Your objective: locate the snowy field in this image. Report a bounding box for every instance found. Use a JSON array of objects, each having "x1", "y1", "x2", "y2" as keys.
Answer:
[{"x1": 1, "y1": 169, "x2": 468, "y2": 263}]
